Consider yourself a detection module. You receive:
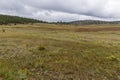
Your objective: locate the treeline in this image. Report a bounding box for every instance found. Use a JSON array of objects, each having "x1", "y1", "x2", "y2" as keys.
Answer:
[
  {"x1": 1, "y1": 14, "x2": 120, "y2": 25},
  {"x1": 69, "y1": 20, "x2": 120, "y2": 25},
  {"x1": 54, "y1": 20, "x2": 120, "y2": 25},
  {"x1": 0, "y1": 14, "x2": 44, "y2": 25}
]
